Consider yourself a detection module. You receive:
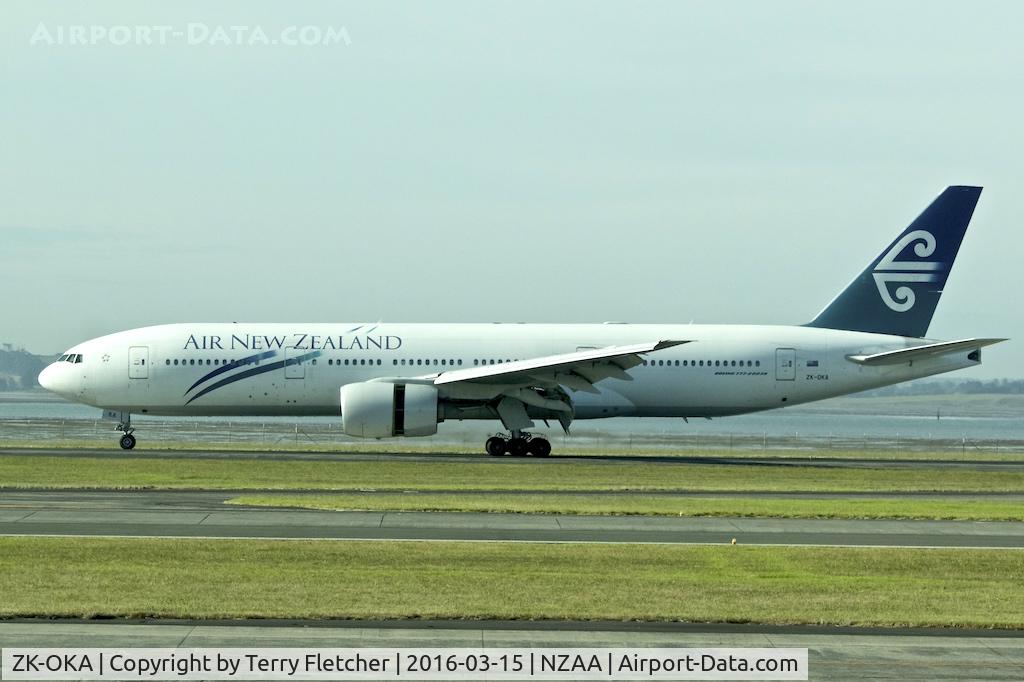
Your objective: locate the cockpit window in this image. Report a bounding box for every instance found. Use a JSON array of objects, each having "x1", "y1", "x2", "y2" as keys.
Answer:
[
  {"x1": 58, "y1": 354, "x2": 69, "y2": 362},
  {"x1": 74, "y1": 355, "x2": 83, "y2": 363}
]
